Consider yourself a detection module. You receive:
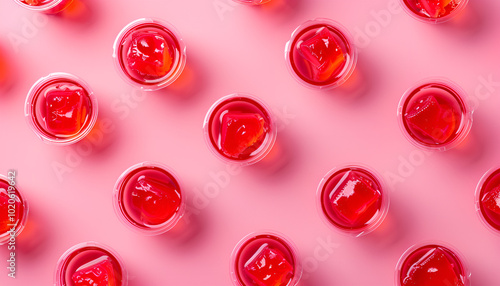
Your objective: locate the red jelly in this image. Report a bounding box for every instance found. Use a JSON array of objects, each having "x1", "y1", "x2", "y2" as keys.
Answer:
[
  {"x1": 14, "y1": 0, "x2": 73, "y2": 13},
  {"x1": 0, "y1": 176, "x2": 28, "y2": 245},
  {"x1": 397, "y1": 244, "x2": 468, "y2": 286},
  {"x1": 25, "y1": 73, "x2": 97, "y2": 145},
  {"x1": 405, "y1": 95, "x2": 456, "y2": 144},
  {"x1": 232, "y1": 233, "x2": 301, "y2": 286},
  {"x1": 45, "y1": 87, "x2": 85, "y2": 136},
  {"x1": 221, "y1": 112, "x2": 266, "y2": 159},
  {"x1": 204, "y1": 94, "x2": 276, "y2": 165},
  {"x1": 55, "y1": 242, "x2": 126, "y2": 286},
  {"x1": 318, "y1": 165, "x2": 388, "y2": 235},
  {"x1": 401, "y1": 0, "x2": 468, "y2": 23},
  {"x1": 330, "y1": 172, "x2": 381, "y2": 226},
  {"x1": 476, "y1": 168, "x2": 500, "y2": 234},
  {"x1": 126, "y1": 32, "x2": 173, "y2": 80},
  {"x1": 114, "y1": 162, "x2": 184, "y2": 234},
  {"x1": 244, "y1": 244, "x2": 293, "y2": 286},
  {"x1": 72, "y1": 256, "x2": 116, "y2": 286},
  {"x1": 113, "y1": 19, "x2": 186, "y2": 90},
  {"x1": 286, "y1": 19, "x2": 356, "y2": 89},
  {"x1": 399, "y1": 79, "x2": 471, "y2": 151}
]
